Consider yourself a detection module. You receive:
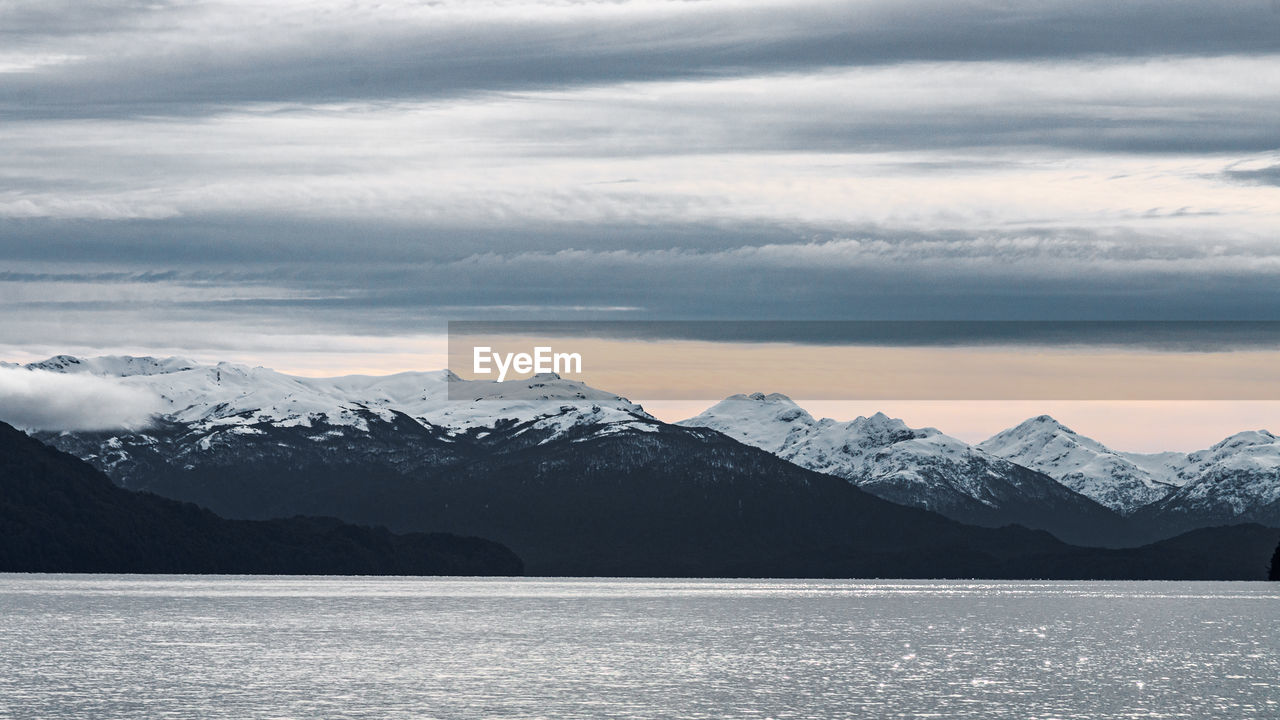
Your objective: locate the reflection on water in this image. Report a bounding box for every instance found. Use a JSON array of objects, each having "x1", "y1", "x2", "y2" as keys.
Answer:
[{"x1": 1, "y1": 576, "x2": 1276, "y2": 719}]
